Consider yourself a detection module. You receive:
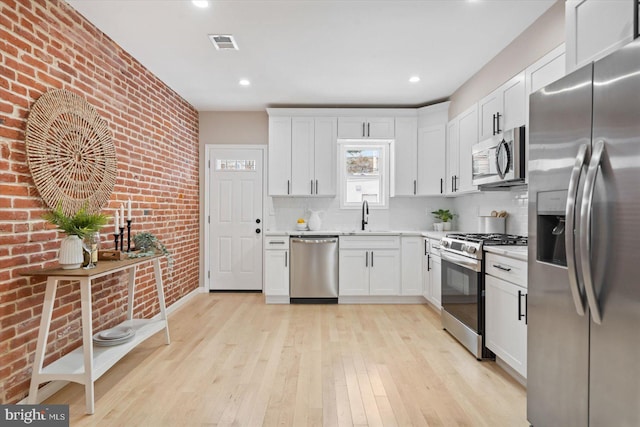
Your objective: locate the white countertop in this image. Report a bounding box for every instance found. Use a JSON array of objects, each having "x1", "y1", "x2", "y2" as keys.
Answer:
[
  {"x1": 484, "y1": 245, "x2": 528, "y2": 261},
  {"x1": 264, "y1": 230, "x2": 453, "y2": 240}
]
